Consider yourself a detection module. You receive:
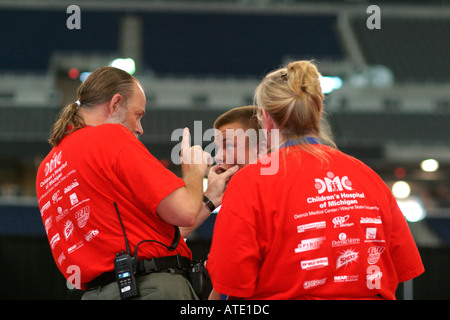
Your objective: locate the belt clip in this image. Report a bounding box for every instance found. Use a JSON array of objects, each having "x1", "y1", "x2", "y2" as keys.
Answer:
[
  {"x1": 143, "y1": 258, "x2": 158, "y2": 273},
  {"x1": 175, "y1": 254, "x2": 182, "y2": 269}
]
